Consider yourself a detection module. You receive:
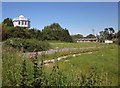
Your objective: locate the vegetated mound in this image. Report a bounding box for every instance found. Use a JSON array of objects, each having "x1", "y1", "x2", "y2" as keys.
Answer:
[{"x1": 4, "y1": 38, "x2": 50, "y2": 52}]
